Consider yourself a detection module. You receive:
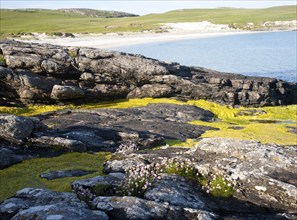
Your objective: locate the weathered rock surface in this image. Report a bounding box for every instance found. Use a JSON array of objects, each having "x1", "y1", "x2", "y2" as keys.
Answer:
[
  {"x1": 0, "y1": 188, "x2": 108, "y2": 220},
  {"x1": 0, "y1": 104, "x2": 215, "y2": 167},
  {"x1": 0, "y1": 115, "x2": 46, "y2": 144},
  {"x1": 72, "y1": 173, "x2": 124, "y2": 196},
  {"x1": 95, "y1": 138, "x2": 297, "y2": 219},
  {"x1": 1, "y1": 40, "x2": 296, "y2": 106},
  {"x1": 188, "y1": 138, "x2": 297, "y2": 213}
]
